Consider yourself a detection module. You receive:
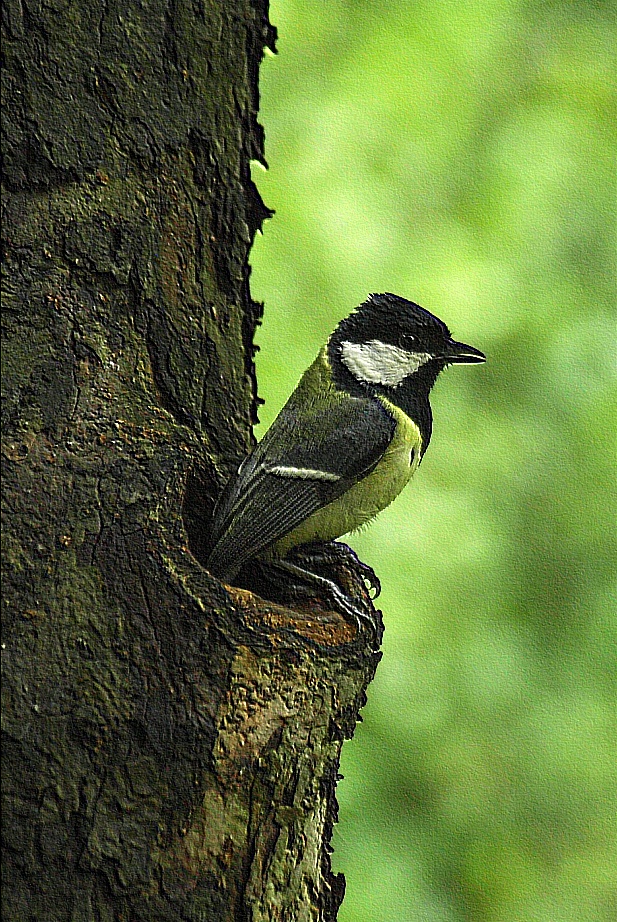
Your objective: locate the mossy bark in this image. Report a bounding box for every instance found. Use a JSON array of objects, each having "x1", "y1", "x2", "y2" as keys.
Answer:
[{"x1": 1, "y1": 2, "x2": 381, "y2": 920}]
